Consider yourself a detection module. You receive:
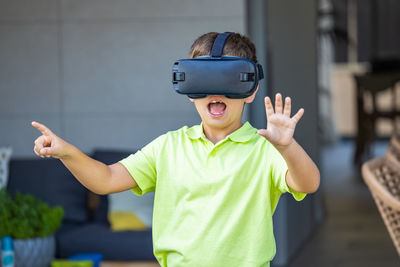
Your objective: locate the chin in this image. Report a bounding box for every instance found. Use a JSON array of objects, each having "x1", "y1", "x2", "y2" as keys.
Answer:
[{"x1": 203, "y1": 116, "x2": 232, "y2": 128}]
